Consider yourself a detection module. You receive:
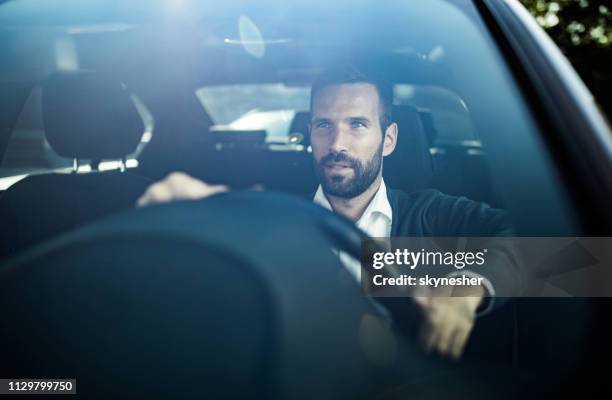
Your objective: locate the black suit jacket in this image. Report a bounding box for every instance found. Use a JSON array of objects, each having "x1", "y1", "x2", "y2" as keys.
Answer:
[{"x1": 385, "y1": 188, "x2": 520, "y2": 304}]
